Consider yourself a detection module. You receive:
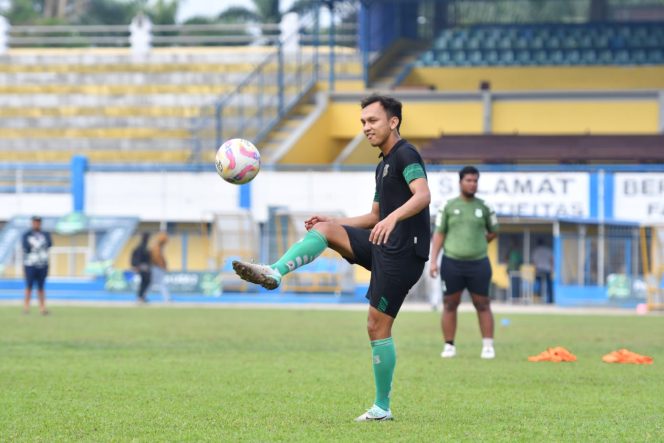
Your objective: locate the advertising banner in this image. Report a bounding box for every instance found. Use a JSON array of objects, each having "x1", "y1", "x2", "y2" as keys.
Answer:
[{"x1": 428, "y1": 172, "x2": 590, "y2": 218}]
